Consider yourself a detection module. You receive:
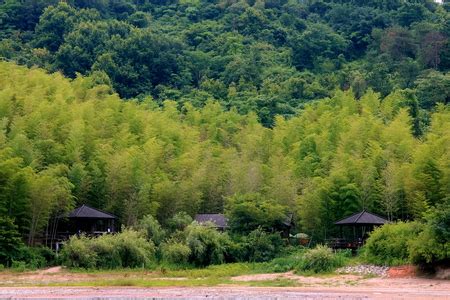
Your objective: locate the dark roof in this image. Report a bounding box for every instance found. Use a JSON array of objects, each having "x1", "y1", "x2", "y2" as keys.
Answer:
[
  {"x1": 282, "y1": 212, "x2": 294, "y2": 227},
  {"x1": 67, "y1": 205, "x2": 117, "y2": 219},
  {"x1": 334, "y1": 210, "x2": 388, "y2": 225},
  {"x1": 195, "y1": 214, "x2": 228, "y2": 228}
]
